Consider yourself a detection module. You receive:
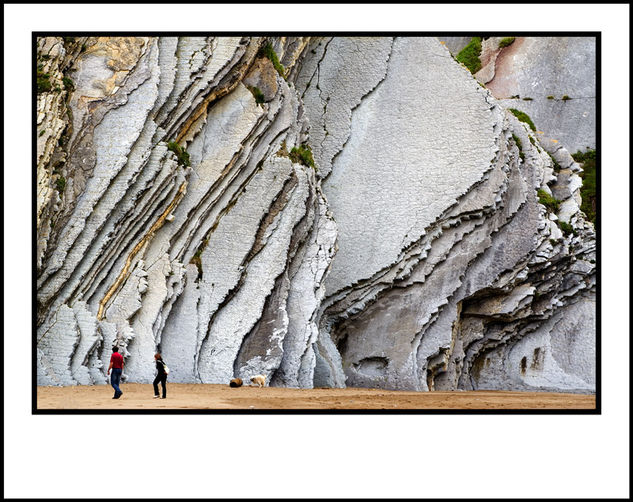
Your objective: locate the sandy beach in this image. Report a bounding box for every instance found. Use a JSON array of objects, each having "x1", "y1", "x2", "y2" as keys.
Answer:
[{"x1": 36, "y1": 383, "x2": 596, "y2": 410}]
